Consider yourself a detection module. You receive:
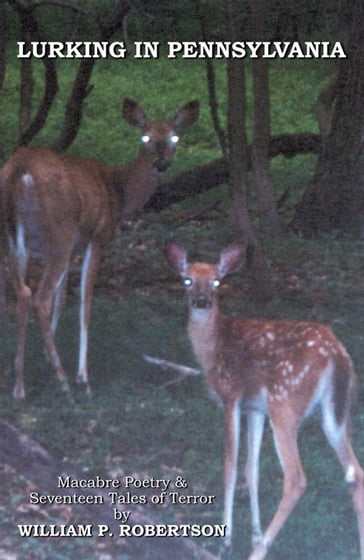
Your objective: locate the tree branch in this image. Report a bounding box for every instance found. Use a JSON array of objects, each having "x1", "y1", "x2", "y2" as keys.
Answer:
[
  {"x1": 51, "y1": 0, "x2": 130, "y2": 151},
  {"x1": 196, "y1": 0, "x2": 227, "y2": 158},
  {"x1": 11, "y1": 1, "x2": 59, "y2": 147},
  {"x1": 144, "y1": 354, "x2": 201, "y2": 377},
  {"x1": 145, "y1": 132, "x2": 321, "y2": 212}
]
